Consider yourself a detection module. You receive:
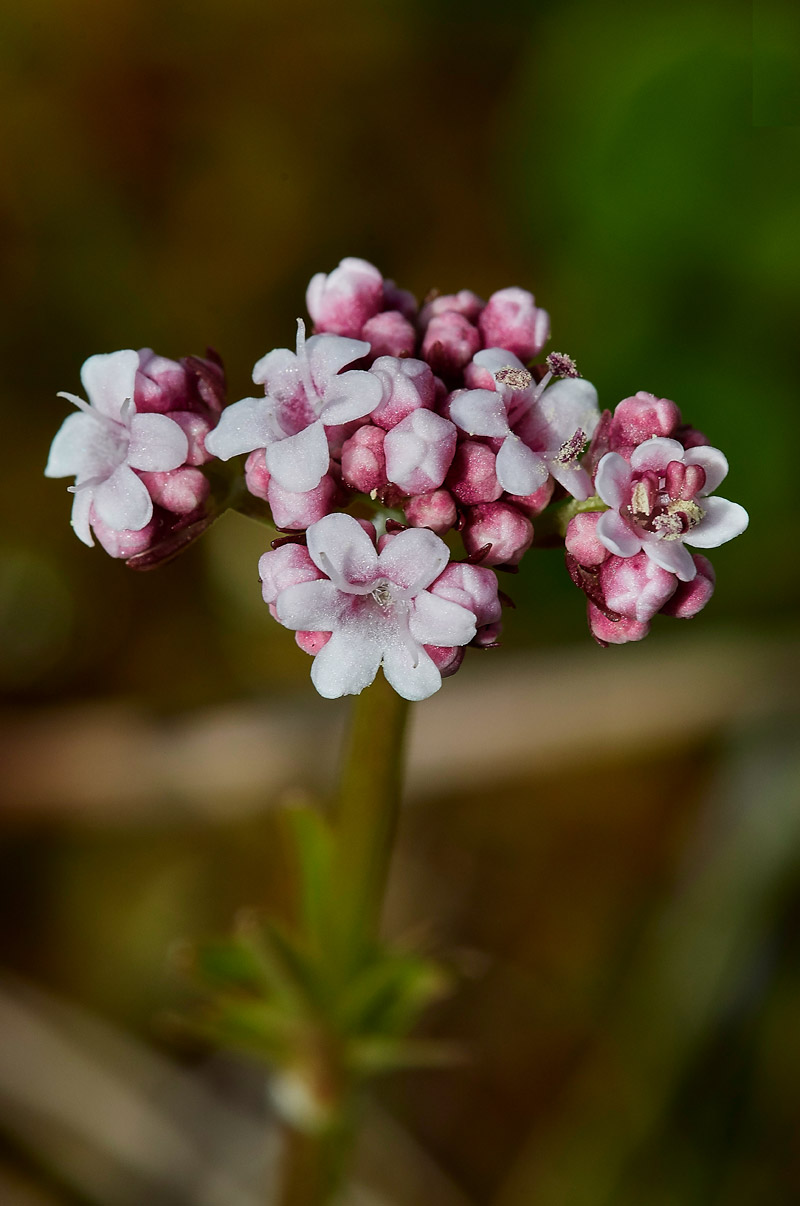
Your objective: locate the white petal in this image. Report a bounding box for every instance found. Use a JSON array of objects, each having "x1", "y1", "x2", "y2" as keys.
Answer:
[
  {"x1": 450, "y1": 389, "x2": 510, "y2": 438},
  {"x1": 128, "y1": 413, "x2": 189, "y2": 471},
  {"x1": 266, "y1": 421, "x2": 330, "y2": 492},
  {"x1": 203, "y1": 397, "x2": 280, "y2": 460},
  {"x1": 685, "y1": 497, "x2": 749, "y2": 548},
  {"x1": 595, "y1": 452, "x2": 632, "y2": 508},
  {"x1": 549, "y1": 460, "x2": 593, "y2": 501},
  {"x1": 629, "y1": 437, "x2": 685, "y2": 472},
  {"x1": 381, "y1": 642, "x2": 442, "y2": 702},
  {"x1": 80, "y1": 350, "x2": 140, "y2": 420},
  {"x1": 495, "y1": 435, "x2": 547, "y2": 495},
  {"x1": 252, "y1": 347, "x2": 302, "y2": 397},
  {"x1": 409, "y1": 591, "x2": 476, "y2": 647},
  {"x1": 306, "y1": 513, "x2": 379, "y2": 588},
  {"x1": 596, "y1": 509, "x2": 642, "y2": 557},
  {"x1": 45, "y1": 412, "x2": 104, "y2": 478},
  {"x1": 378, "y1": 527, "x2": 449, "y2": 592},
  {"x1": 319, "y1": 369, "x2": 383, "y2": 425},
  {"x1": 307, "y1": 333, "x2": 370, "y2": 387},
  {"x1": 92, "y1": 464, "x2": 153, "y2": 532},
  {"x1": 70, "y1": 487, "x2": 94, "y2": 546},
  {"x1": 643, "y1": 538, "x2": 696, "y2": 581},
  {"x1": 310, "y1": 630, "x2": 382, "y2": 698},
  {"x1": 536, "y1": 377, "x2": 600, "y2": 442},
  {"x1": 684, "y1": 445, "x2": 729, "y2": 495},
  {"x1": 472, "y1": 347, "x2": 526, "y2": 375},
  {"x1": 275, "y1": 579, "x2": 345, "y2": 631}
]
